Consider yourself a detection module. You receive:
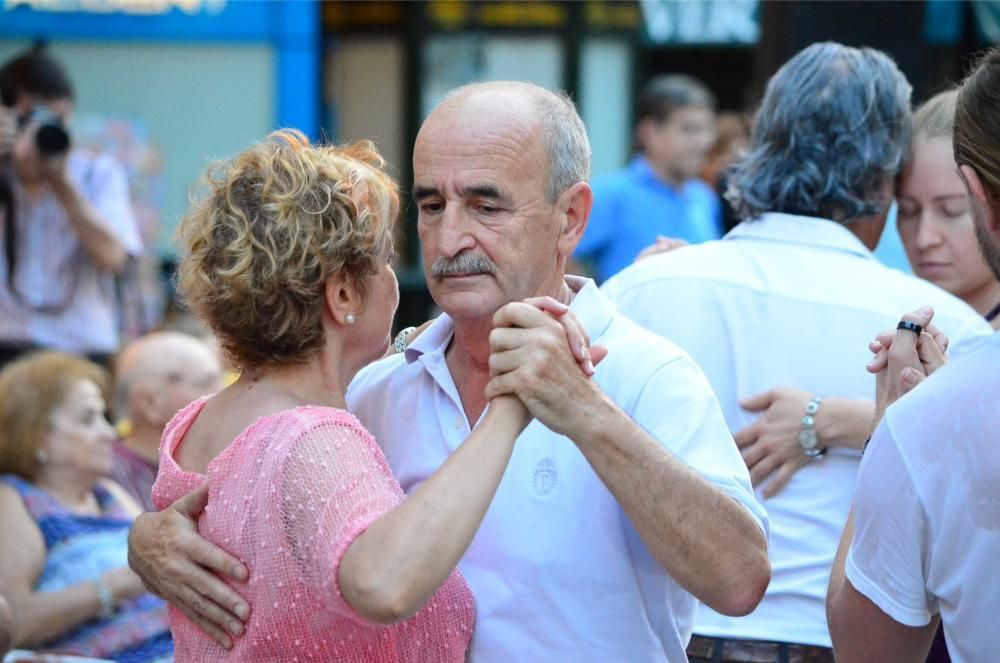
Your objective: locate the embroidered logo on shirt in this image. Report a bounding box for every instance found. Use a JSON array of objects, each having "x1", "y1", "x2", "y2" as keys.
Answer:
[{"x1": 532, "y1": 458, "x2": 558, "y2": 497}]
